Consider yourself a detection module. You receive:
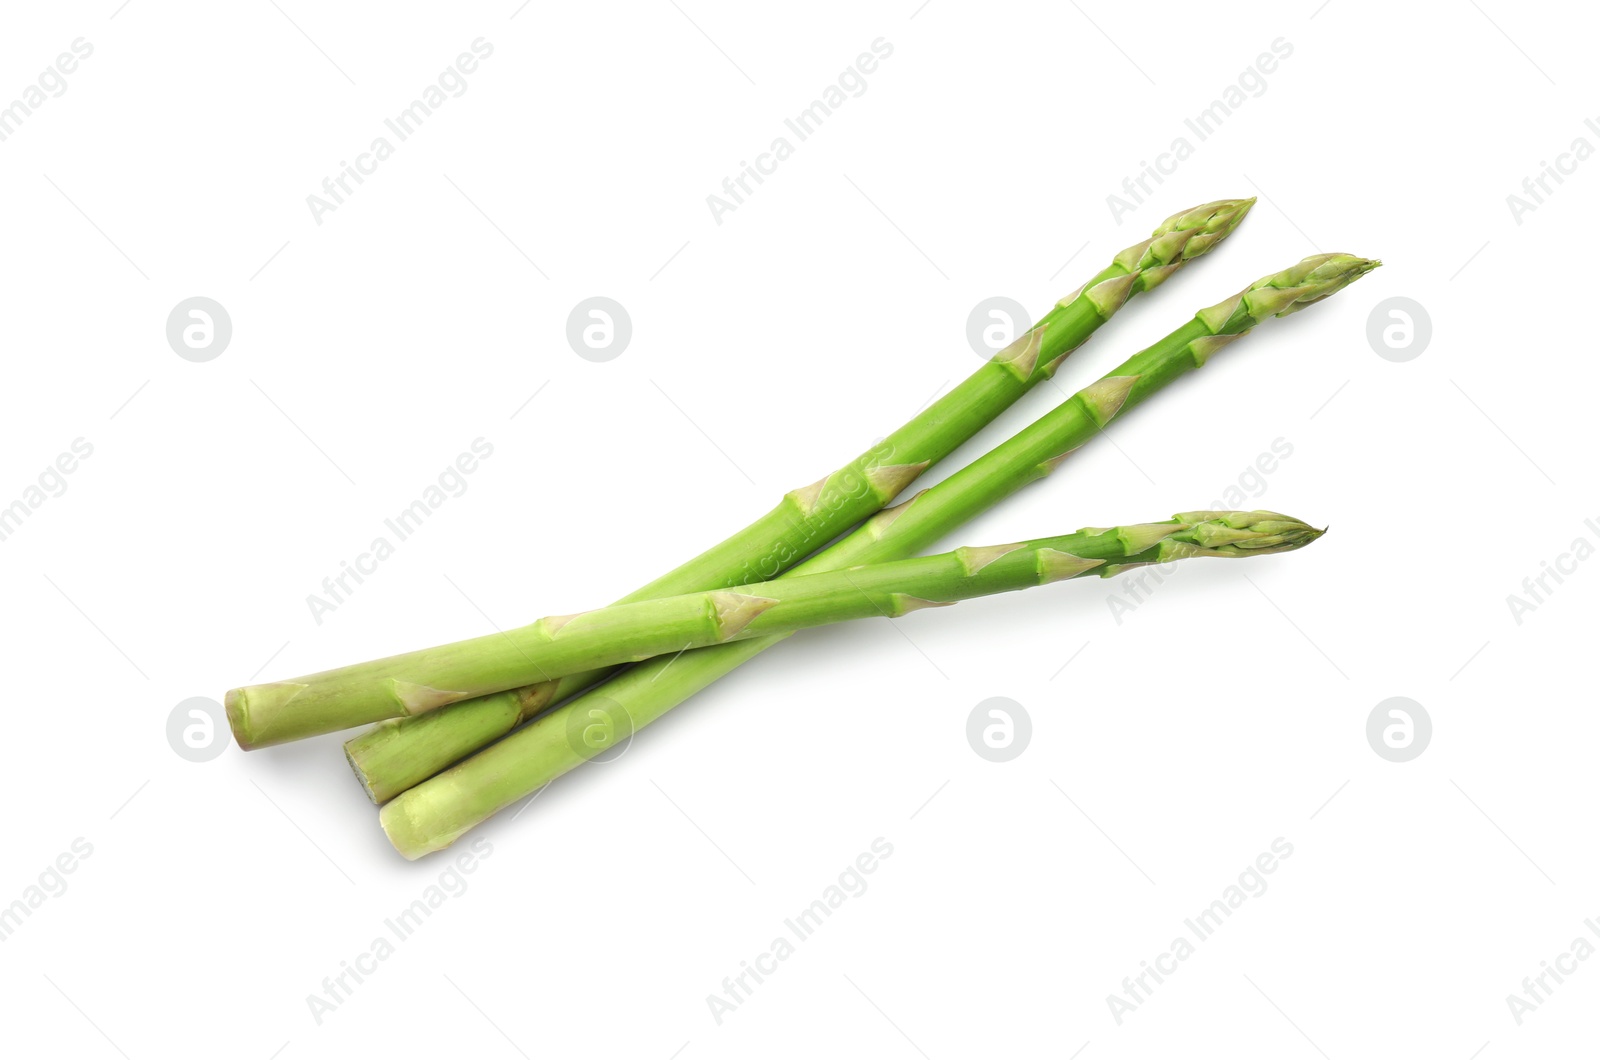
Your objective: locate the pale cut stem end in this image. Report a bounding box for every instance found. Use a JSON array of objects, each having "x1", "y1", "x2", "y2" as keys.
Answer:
[
  {"x1": 224, "y1": 688, "x2": 257, "y2": 751},
  {"x1": 344, "y1": 741, "x2": 382, "y2": 804},
  {"x1": 380, "y1": 797, "x2": 458, "y2": 861}
]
